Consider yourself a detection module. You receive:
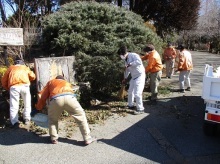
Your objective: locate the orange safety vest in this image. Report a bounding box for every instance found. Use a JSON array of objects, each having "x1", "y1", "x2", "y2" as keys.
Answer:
[
  {"x1": 177, "y1": 50, "x2": 193, "y2": 71},
  {"x1": 142, "y1": 50, "x2": 163, "y2": 73},
  {"x1": 35, "y1": 79, "x2": 74, "y2": 110},
  {"x1": 1, "y1": 65, "x2": 36, "y2": 90}
]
